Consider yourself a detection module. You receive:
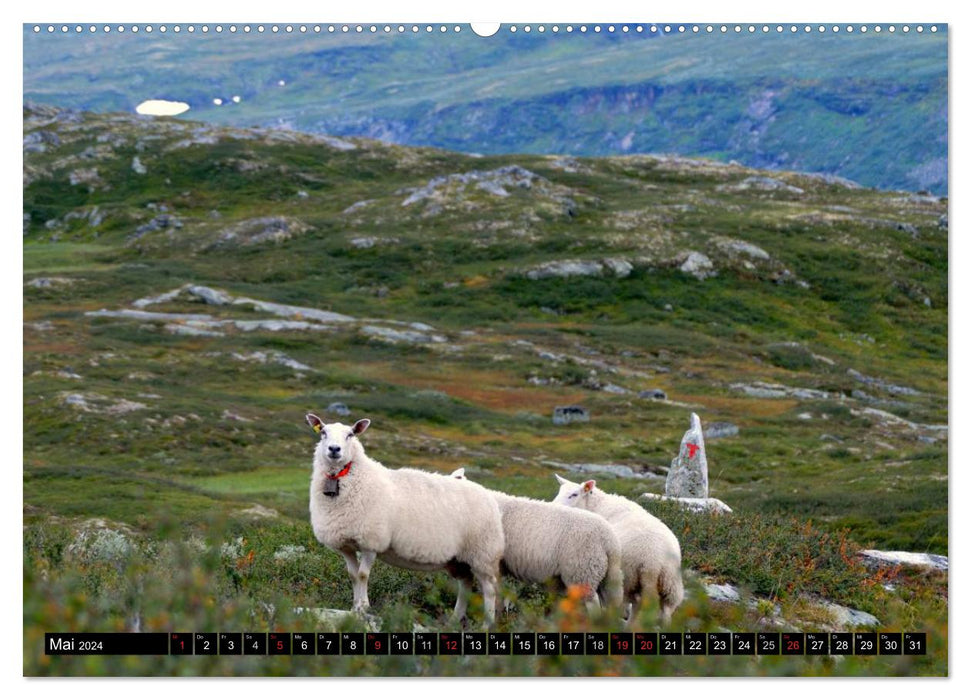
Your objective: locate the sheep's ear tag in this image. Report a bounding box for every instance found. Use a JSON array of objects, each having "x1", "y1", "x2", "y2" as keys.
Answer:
[
  {"x1": 313, "y1": 423, "x2": 322, "y2": 435},
  {"x1": 583, "y1": 480, "x2": 595, "y2": 493},
  {"x1": 323, "y1": 479, "x2": 339, "y2": 497}
]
